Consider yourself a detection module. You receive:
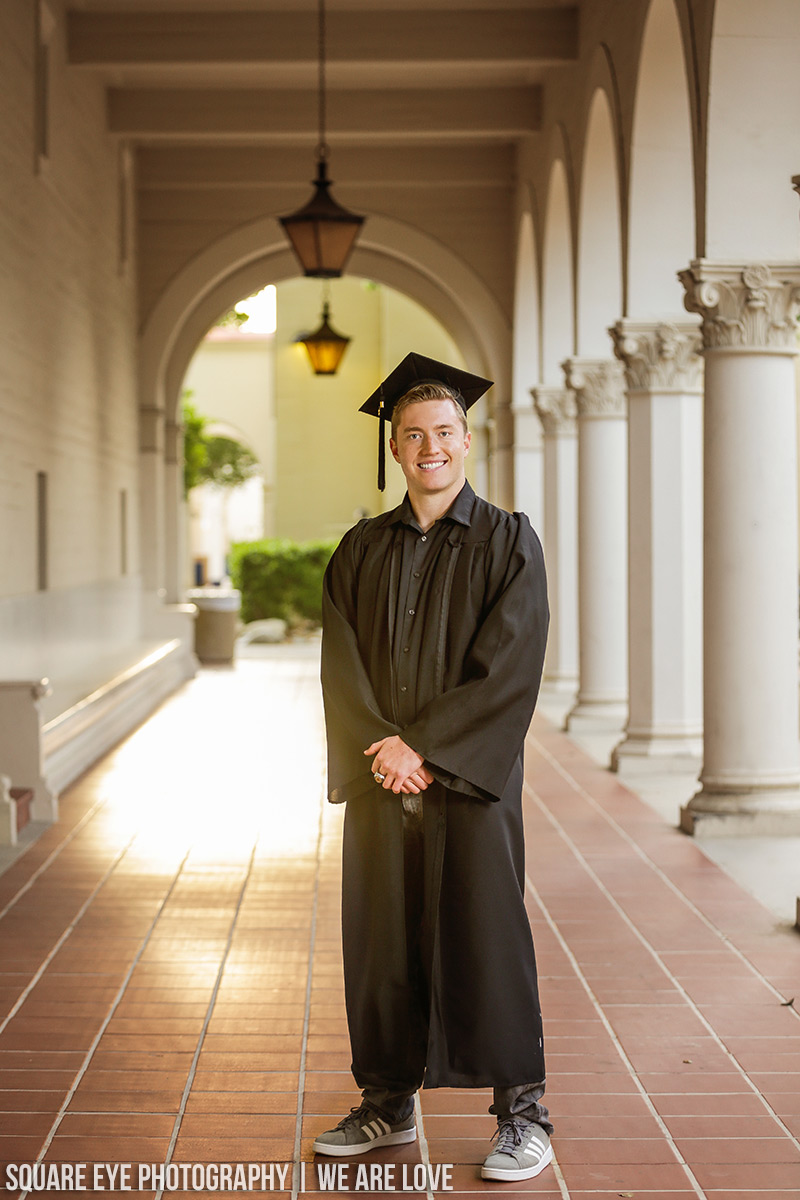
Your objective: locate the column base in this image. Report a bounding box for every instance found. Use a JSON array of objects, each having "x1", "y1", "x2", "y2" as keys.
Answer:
[
  {"x1": 681, "y1": 786, "x2": 800, "y2": 837},
  {"x1": 565, "y1": 699, "x2": 627, "y2": 733},
  {"x1": 541, "y1": 674, "x2": 579, "y2": 697},
  {"x1": 612, "y1": 732, "x2": 703, "y2": 776}
]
